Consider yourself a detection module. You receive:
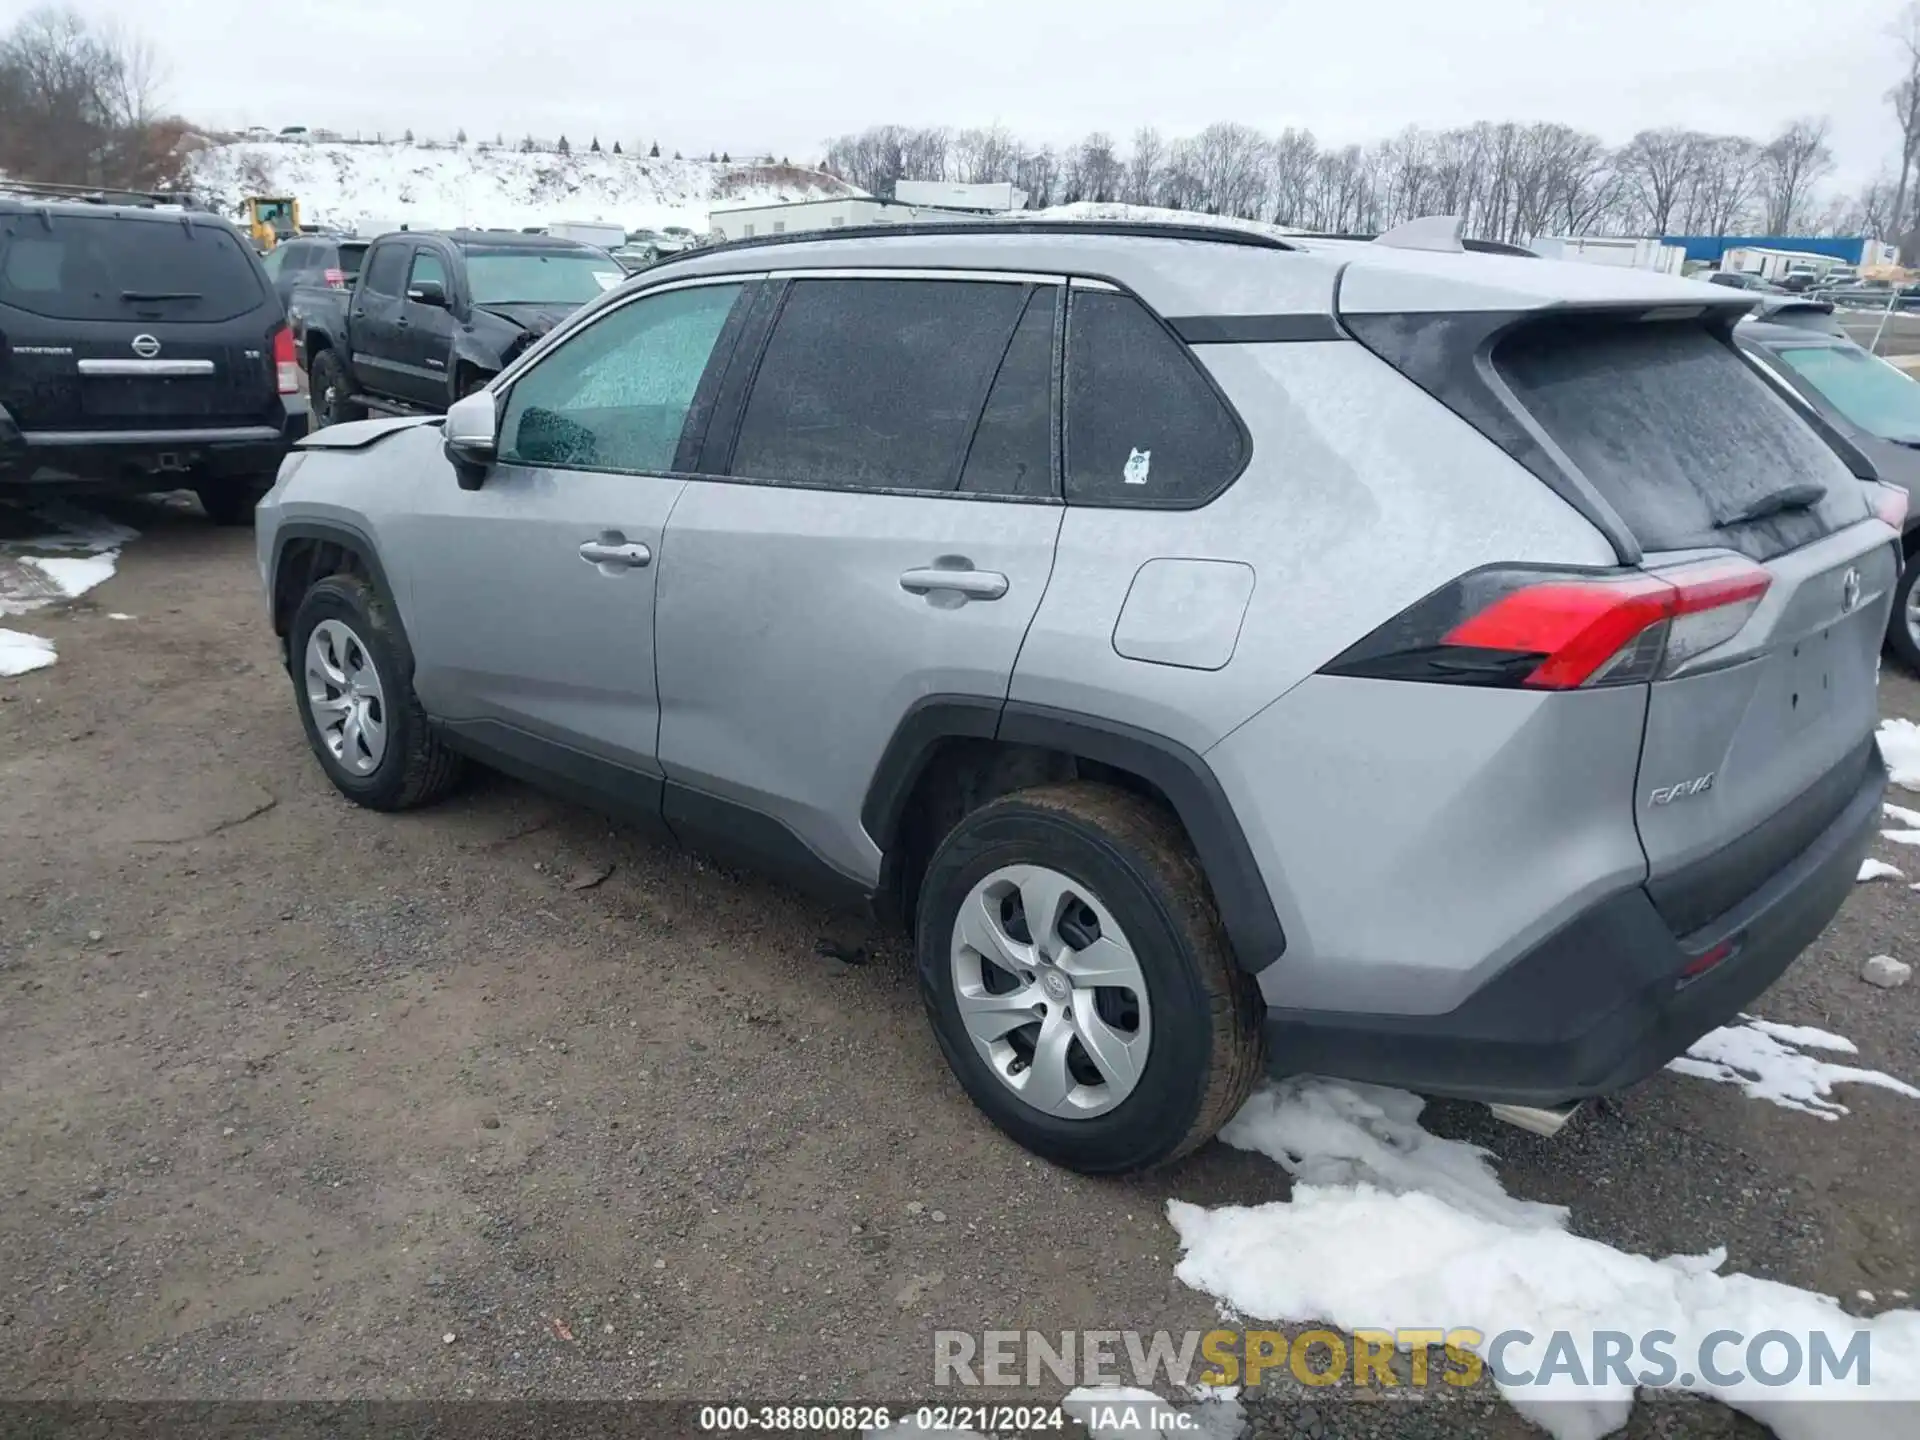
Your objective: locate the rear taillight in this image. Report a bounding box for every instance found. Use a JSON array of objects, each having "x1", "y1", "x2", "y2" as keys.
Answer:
[
  {"x1": 271, "y1": 324, "x2": 298, "y2": 395},
  {"x1": 1324, "y1": 557, "x2": 1771, "y2": 690},
  {"x1": 324, "y1": 268, "x2": 346, "y2": 288},
  {"x1": 1872, "y1": 482, "x2": 1909, "y2": 532}
]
